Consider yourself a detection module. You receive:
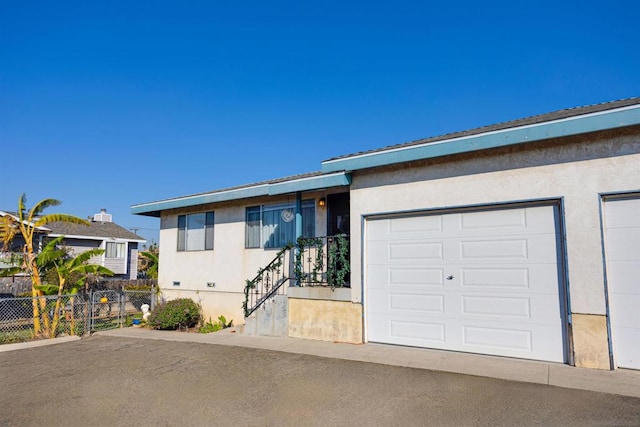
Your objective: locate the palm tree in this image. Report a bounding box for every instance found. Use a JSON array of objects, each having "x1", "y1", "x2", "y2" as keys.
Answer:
[
  {"x1": 36, "y1": 236, "x2": 114, "y2": 337},
  {"x1": 0, "y1": 194, "x2": 89, "y2": 336},
  {"x1": 139, "y1": 250, "x2": 159, "y2": 279}
]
